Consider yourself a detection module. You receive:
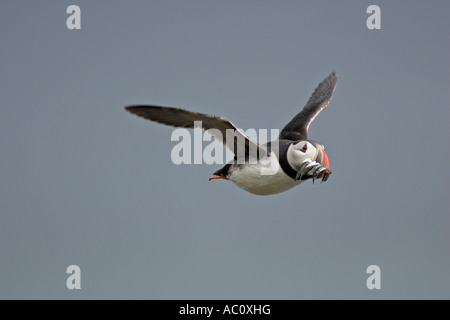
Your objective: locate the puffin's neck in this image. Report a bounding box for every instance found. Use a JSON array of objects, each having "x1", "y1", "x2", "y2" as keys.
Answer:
[{"x1": 276, "y1": 140, "x2": 298, "y2": 180}]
